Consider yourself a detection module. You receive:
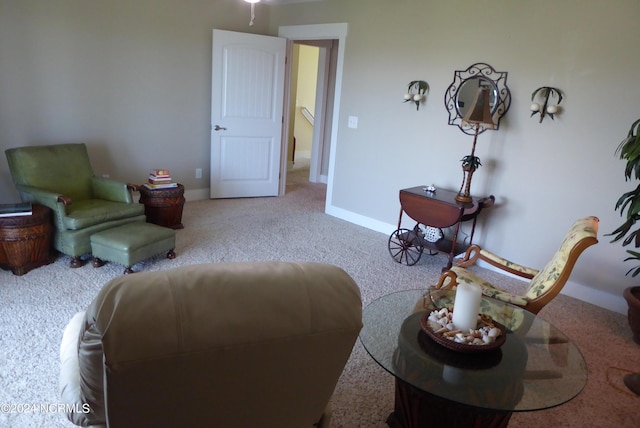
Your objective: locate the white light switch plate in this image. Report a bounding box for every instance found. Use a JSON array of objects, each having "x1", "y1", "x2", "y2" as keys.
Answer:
[{"x1": 348, "y1": 116, "x2": 358, "y2": 129}]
